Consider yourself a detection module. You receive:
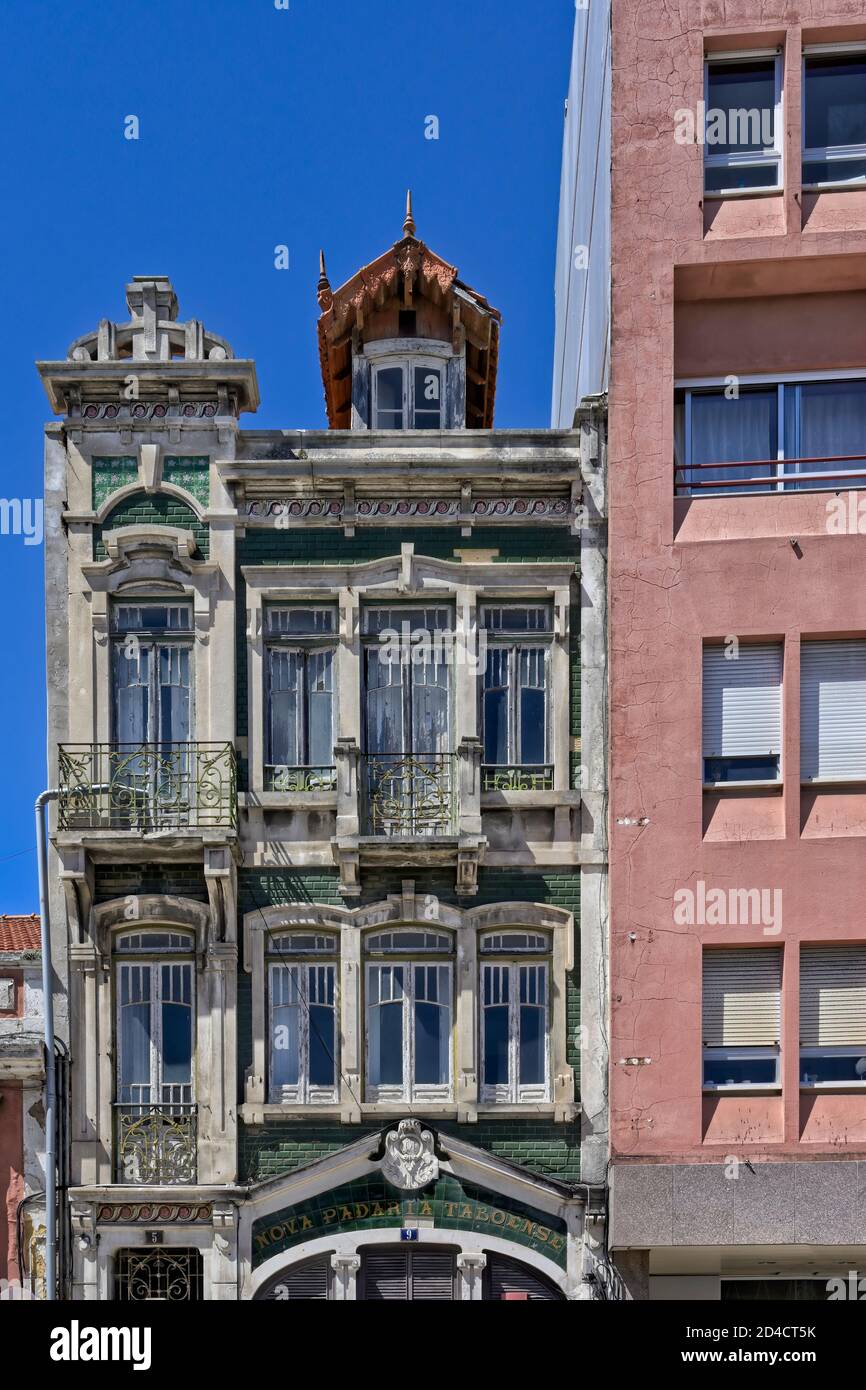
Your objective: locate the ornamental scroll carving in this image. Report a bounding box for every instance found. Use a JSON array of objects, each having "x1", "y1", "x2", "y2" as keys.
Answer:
[{"x1": 381, "y1": 1119, "x2": 440, "y2": 1191}]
